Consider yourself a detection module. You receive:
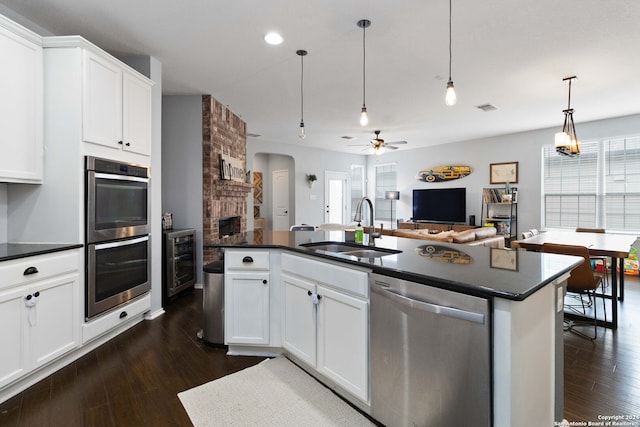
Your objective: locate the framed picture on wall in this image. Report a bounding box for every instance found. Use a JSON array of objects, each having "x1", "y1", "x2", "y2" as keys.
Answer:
[{"x1": 490, "y1": 161, "x2": 518, "y2": 184}]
